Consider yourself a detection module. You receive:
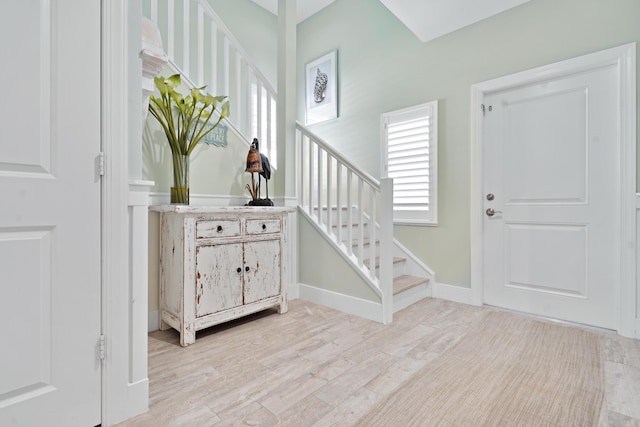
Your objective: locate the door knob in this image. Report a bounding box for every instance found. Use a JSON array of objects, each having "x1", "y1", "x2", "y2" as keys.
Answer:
[{"x1": 486, "y1": 208, "x2": 503, "y2": 217}]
